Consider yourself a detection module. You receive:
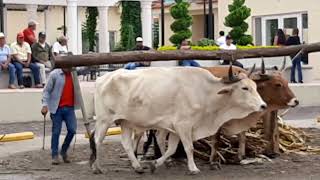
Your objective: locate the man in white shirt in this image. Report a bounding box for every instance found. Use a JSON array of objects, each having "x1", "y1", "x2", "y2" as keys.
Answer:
[
  {"x1": 216, "y1": 31, "x2": 226, "y2": 46},
  {"x1": 219, "y1": 35, "x2": 243, "y2": 68},
  {"x1": 52, "y1": 36, "x2": 68, "y2": 57}
]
